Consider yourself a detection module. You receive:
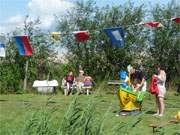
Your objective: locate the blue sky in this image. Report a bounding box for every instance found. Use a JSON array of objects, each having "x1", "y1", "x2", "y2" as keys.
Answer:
[
  {"x1": 0, "y1": 0, "x2": 176, "y2": 34},
  {"x1": 0, "y1": 0, "x2": 29, "y2": 20}
]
